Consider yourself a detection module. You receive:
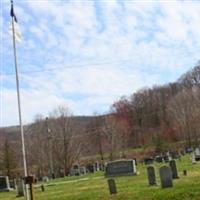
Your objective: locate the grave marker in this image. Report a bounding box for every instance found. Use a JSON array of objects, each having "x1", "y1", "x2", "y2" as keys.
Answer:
[
  {"x1": 169, "y1": 160, "x2": 179, "y2": 179},
  {"x1": 0, "y1": 176, "x2": 11, "y2": 192},
  {"x1": 107, "y1": 179, "x2": 117, "y2": 194},
  {"x1": 159, "y1": 166, "x2": 173, "y2": 188},
  {"x1": 105, "y1": 159, "x2": 136, "y2": 177},
  {"x1": 16, "y1": 178, "x2": 24, "y2": 197},
  {"x1": 147, "y1": 166, "x2": 156, "y2": 186}
]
